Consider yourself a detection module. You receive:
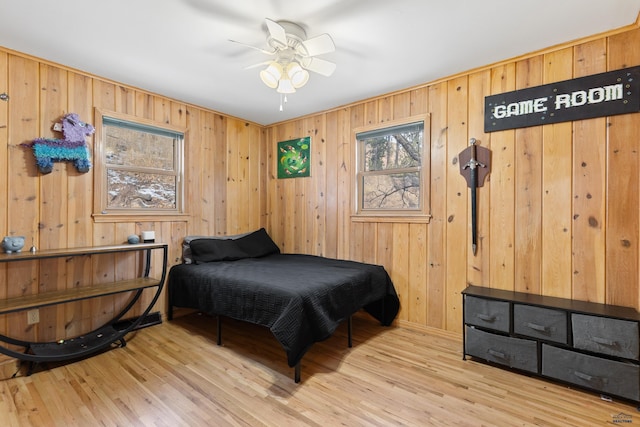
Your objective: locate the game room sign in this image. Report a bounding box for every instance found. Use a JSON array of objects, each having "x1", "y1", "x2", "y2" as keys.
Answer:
[{"x1": 485, "y1": 66, "x2": 640, "y2": 132}]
